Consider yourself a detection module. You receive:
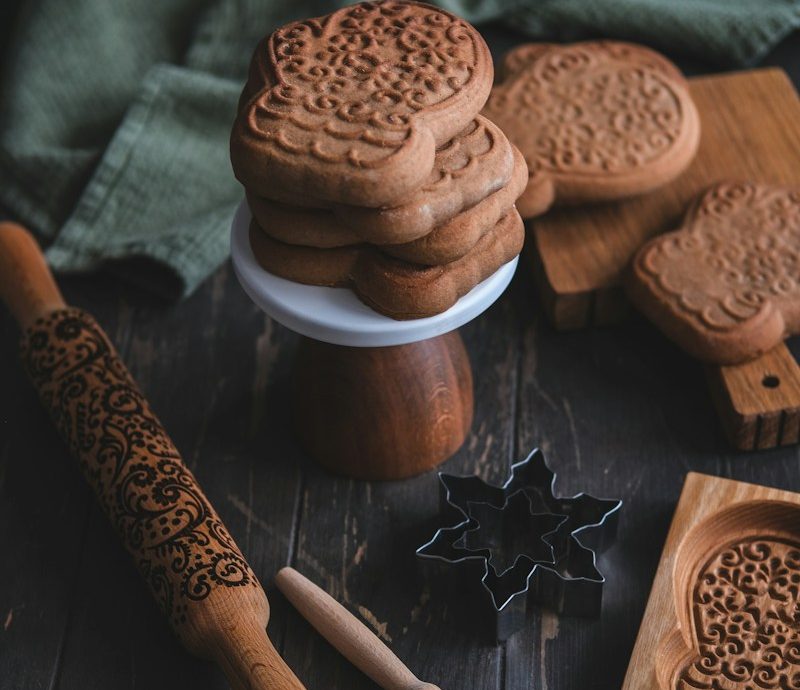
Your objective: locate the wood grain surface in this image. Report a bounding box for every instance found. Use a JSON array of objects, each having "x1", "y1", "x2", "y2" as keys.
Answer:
[
  {"x1": 275, "y1": 566, "x2": 439, "y2": 690},
  {"x1": 530, "y1": 67, "x2": 800, "y2": 330},
  {"x1": 2, "y1": 261, "x2": 799, "y2": 690},
  {"x1": 2, "y1": 30, "x2": 800, "y2": 690}
]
